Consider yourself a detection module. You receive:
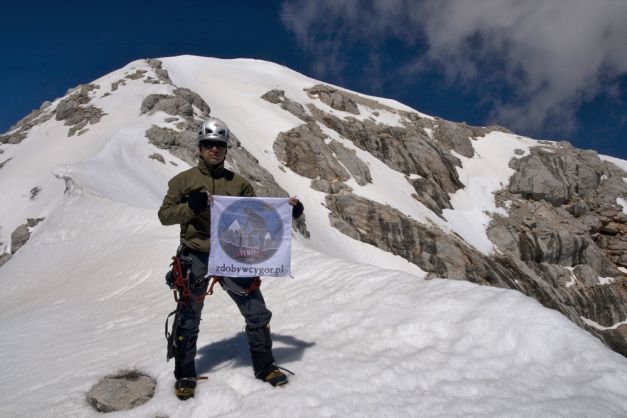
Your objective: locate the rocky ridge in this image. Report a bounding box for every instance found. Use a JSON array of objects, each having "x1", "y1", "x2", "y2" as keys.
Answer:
[
  {"x1": 54, "y1": 84, "x2": 106, "y2": 137},
  {"x1": 0, "y1": 101, "x2": 55, "y2": 146},
  {"x1": 263, "y1": 85, "x2": 627, "y2": 356},
  {"x1": 0, "y1": 58, "x2": 309, "y2": 243},
  {"x1": 0, "y1": 61, "x2": 175, "y2": 262}
]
